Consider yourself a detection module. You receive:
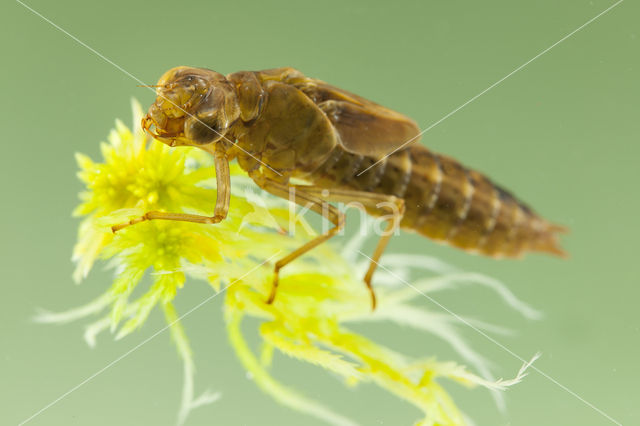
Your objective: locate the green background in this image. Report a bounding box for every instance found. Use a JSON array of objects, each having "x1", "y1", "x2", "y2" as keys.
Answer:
[{"x1": 2, "y1": 0, "x2": 638, "y2": 425}]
